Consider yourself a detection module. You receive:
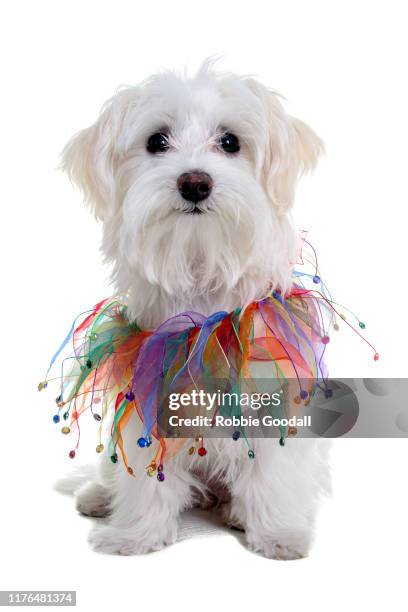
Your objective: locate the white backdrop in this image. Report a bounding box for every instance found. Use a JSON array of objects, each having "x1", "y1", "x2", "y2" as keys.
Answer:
[{"x1": 1, "y1": 1, "x2": 407, "y2": 610}]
